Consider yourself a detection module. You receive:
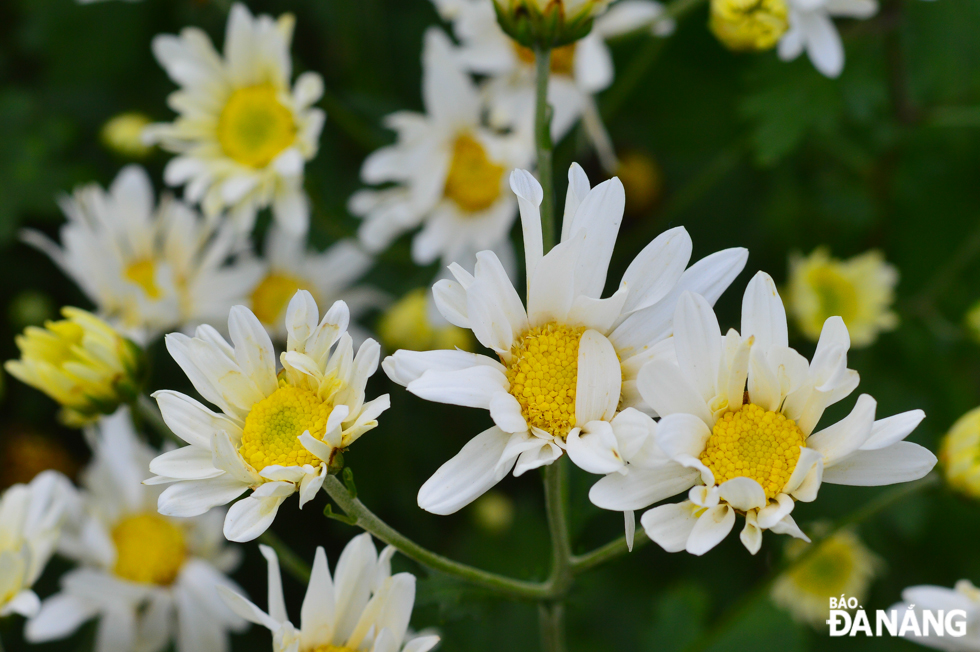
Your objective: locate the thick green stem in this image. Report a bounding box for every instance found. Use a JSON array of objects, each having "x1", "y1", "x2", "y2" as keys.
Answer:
[
  {"x1": 538, "y1": 602, "x2": 567, "y2": 652},
  {"x1": 534, "y1": 46, "x2": 556, "y2": 252},
  {"x1": 259, "y1": 530, "x2": 312, "y2": 583},
  {"x1": 543, "y1": 460, "x2": 573, "y2": 593},
  {"x1": 321, "y1": 475, "x2": 551, "y2": 599}
]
